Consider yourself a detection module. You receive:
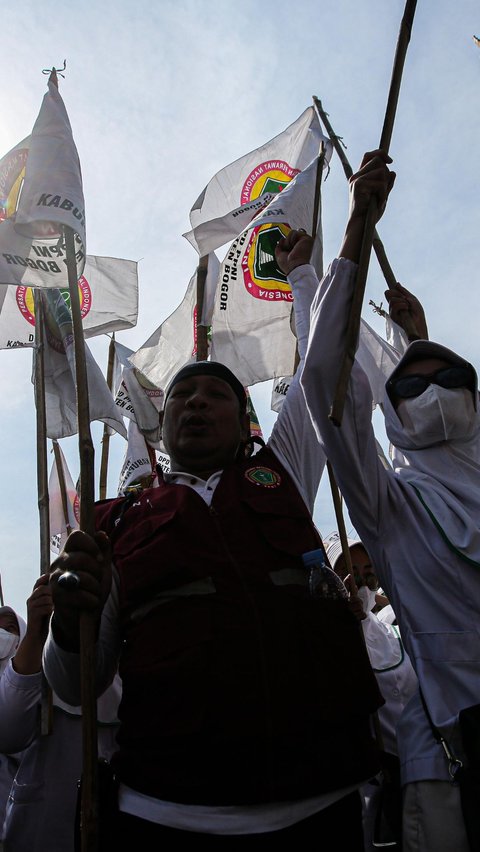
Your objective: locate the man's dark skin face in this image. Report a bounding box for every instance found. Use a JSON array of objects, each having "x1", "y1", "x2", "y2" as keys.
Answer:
[{"x1": 160, "y1": 374, "x2": 250, "y2": 480}]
